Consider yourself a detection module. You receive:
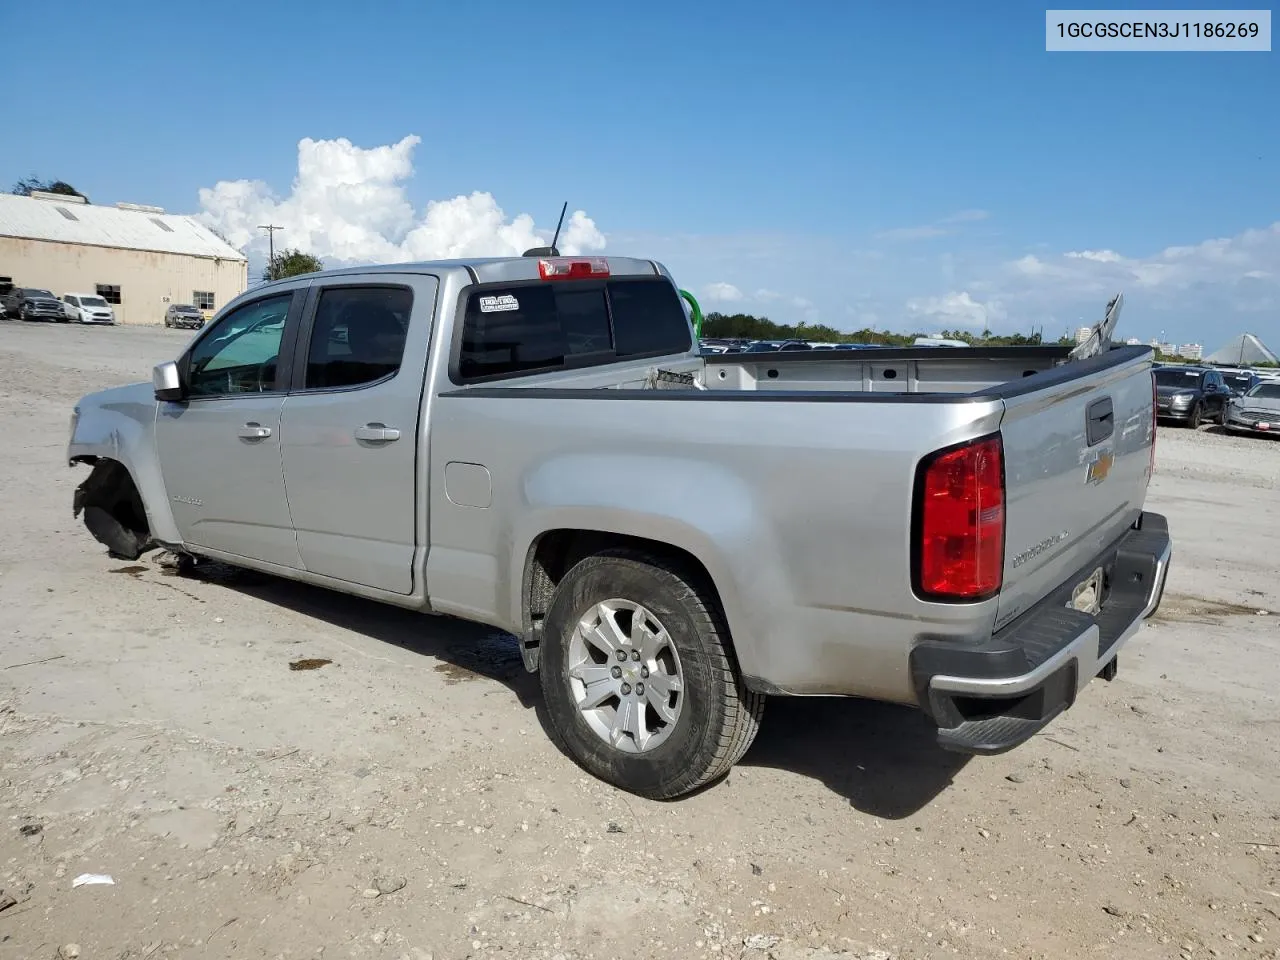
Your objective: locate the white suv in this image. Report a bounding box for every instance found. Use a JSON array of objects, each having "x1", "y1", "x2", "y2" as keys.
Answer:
[{"x1": 62, "y1": 293, "x2": 116, "y2": 325}]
